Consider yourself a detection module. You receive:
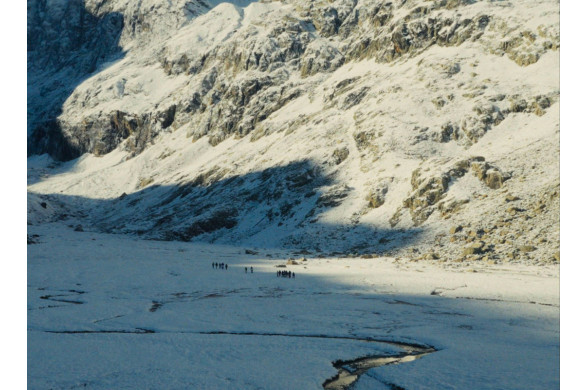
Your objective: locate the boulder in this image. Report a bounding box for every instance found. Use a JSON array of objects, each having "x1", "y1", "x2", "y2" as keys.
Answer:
[
  {"x1": 463, "y1": 242, "x2": 485, "y2": 255},
  {"x1": 366, "y1": 190, "x2": 386, "y2": 209},
  {"x1": 450, "y1": 225, "x2": 463, "y2": 234},
  {"x1": 331, "y1": 147, "x2": 349, "y2": 165},
  {"x1": 484, "y1": 169, "x2": 507, "y2": 189},
  {"x1": 519, "y1": 245, "x2": 536, "y2": 253}
]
